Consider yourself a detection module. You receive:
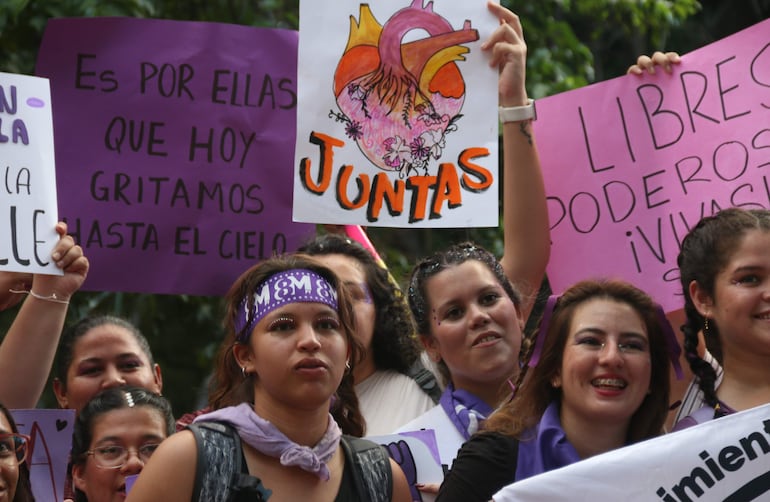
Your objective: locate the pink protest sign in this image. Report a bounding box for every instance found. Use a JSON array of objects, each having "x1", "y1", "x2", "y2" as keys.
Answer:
[
  {"x1": 534, "y1": 19, "x2": 770, "y2": 312},
  {"x1": 36, "y1": 18, "x2": 314, "y2": 296},
  {"x1": 11, "y1": 408, "x2": 75, "y2": 502}
]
